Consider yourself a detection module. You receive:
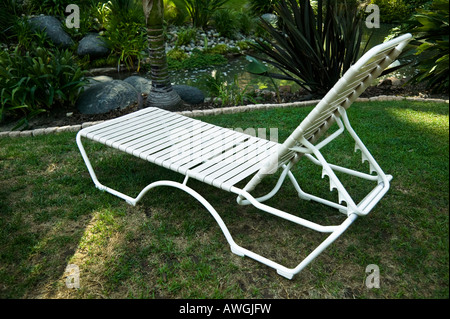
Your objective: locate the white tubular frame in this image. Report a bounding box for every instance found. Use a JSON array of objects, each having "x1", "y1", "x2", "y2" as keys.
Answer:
[
  {"x1": 76, "y1": 34, "x2": 411, "y2": 280},
  {"x1": 76, "y1": 105, "x2": 391, "y2": 280}
]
